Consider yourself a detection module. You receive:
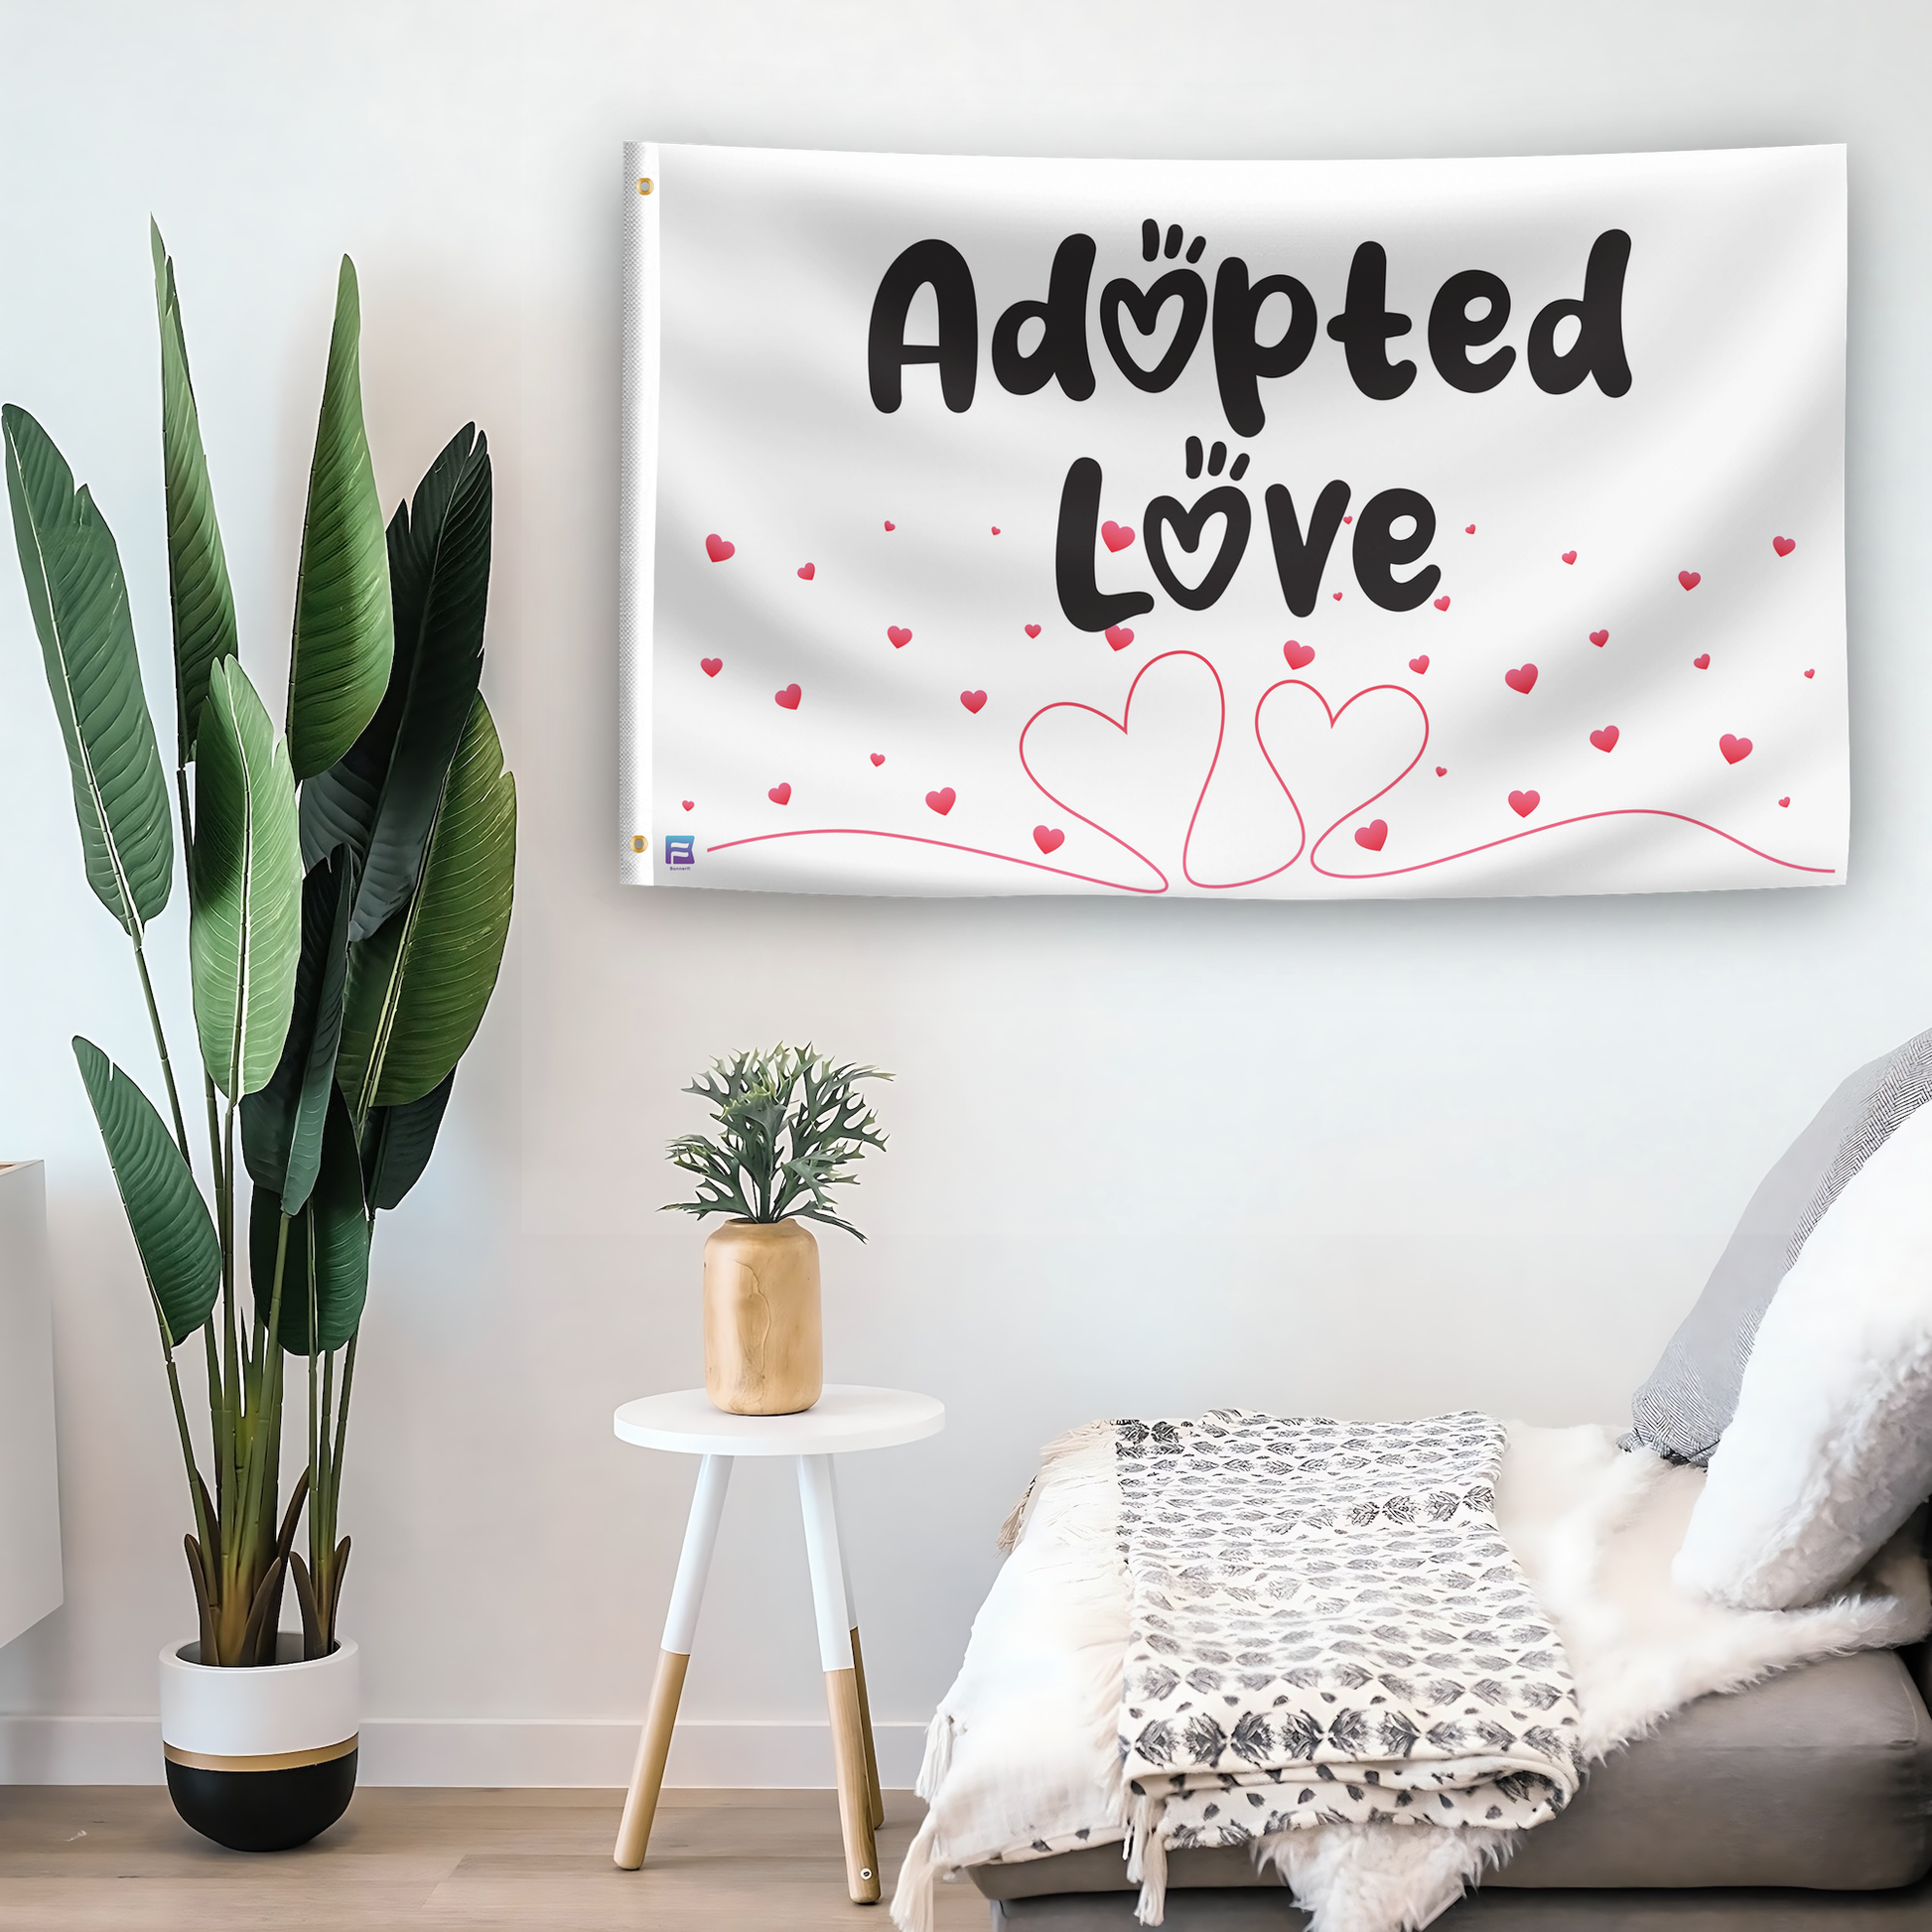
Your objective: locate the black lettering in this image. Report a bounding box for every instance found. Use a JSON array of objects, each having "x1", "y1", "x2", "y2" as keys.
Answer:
[
  {"x1": 1263, "y1": 482, "x2": 1351, "y2": 618},
  {"x1": 868, "y1": 239, "x2": 978, "y2": 414},
  {"x1": 992, "y1": 234, "x2": 1097, "y2": 400},
  {"x1": 1325, "y1": 242, "x2": 1415, "y2": 401},
  {"x1": 1428, "y1": 270, "x2": 1515, "y2": 393},
  {"x1": 1055, "y1": 458, "x2": 1156, "y2": 632},
  {"x1": 1527, "y1": 229, "x2": 1632, "y2": 397},
  {"x1": 1144, "y1": 486, "x2": 1251, "y2": 611},
  {"x1": 1351, "y1": 488, "x2": 1440, "y2": 612},
  {"x1": 1211, "y1": 259, "x2": 1317, "y2": 436},
  {"x1": 1099, "y1": 268, "x2": 1207, "y2": 393}
]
